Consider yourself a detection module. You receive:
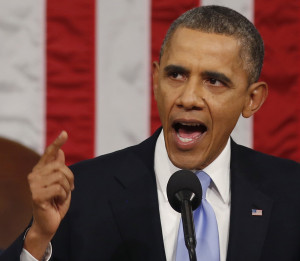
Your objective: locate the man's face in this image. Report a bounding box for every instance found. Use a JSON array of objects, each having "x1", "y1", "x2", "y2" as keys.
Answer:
[{"x1": 153, "y1": 27, "x2": 265, "y2": 170}]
